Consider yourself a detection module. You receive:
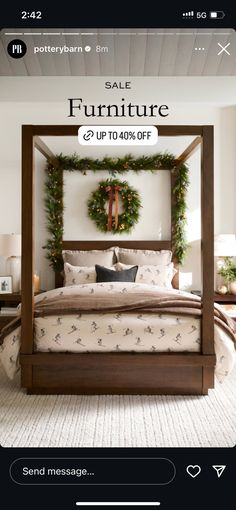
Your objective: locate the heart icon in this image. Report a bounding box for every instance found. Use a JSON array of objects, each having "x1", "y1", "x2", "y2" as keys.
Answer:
[{"x1": 186, "y1": 465, "x2": 201, "y2": 478}]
